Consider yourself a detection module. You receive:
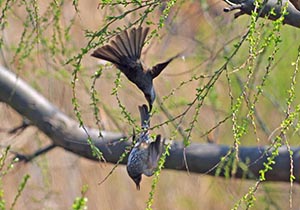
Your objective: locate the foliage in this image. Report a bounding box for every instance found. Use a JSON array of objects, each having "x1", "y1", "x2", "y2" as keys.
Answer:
[
  {"x1": 0, "y1": 0, "x2": 300, "y2": 209},
  {"x1": 0, "y1": 147, "x2": 29, "y2": 210},
  {"x1": 72, "y1": 185, "x2": 88, "y2": 210}
]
